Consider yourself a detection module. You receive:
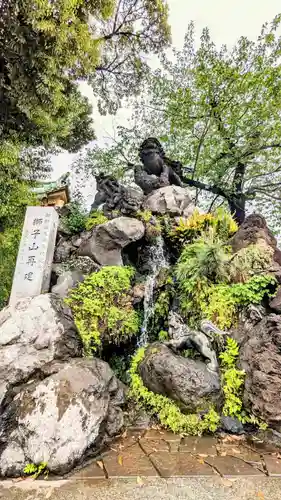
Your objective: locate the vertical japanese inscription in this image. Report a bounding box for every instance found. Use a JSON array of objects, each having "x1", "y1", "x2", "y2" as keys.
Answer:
[{"x1": 9, "y1": 207, "x2": 58, "y2": 305}]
